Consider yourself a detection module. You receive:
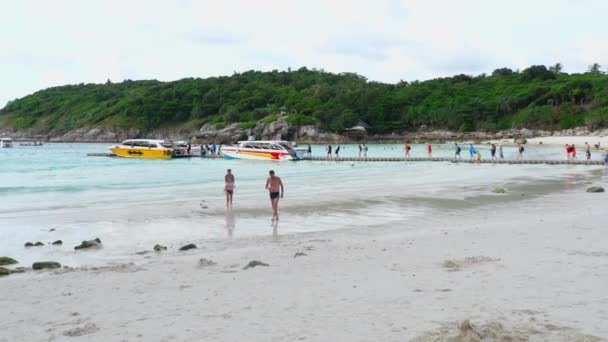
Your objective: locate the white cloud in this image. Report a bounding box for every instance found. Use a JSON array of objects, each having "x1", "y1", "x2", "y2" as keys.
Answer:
[{"x1": 0, "y1": 0, "x2": 607, "y2": 107}]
